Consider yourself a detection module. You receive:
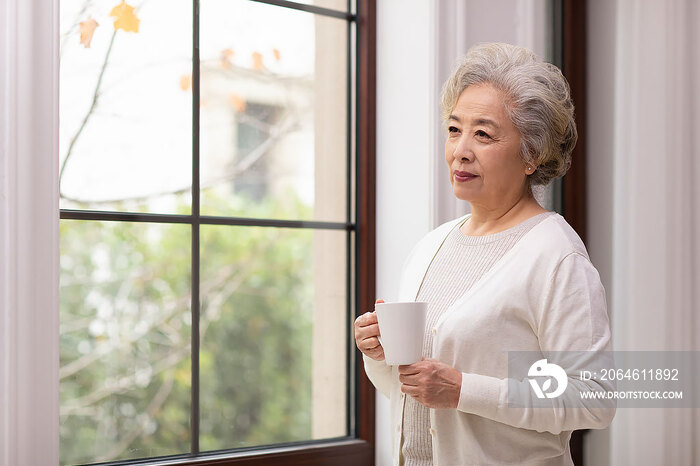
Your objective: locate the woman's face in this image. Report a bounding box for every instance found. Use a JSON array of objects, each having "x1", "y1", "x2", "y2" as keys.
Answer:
[{"x1": 445, "y1": 83, "x2": 529, "y2": 208}]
